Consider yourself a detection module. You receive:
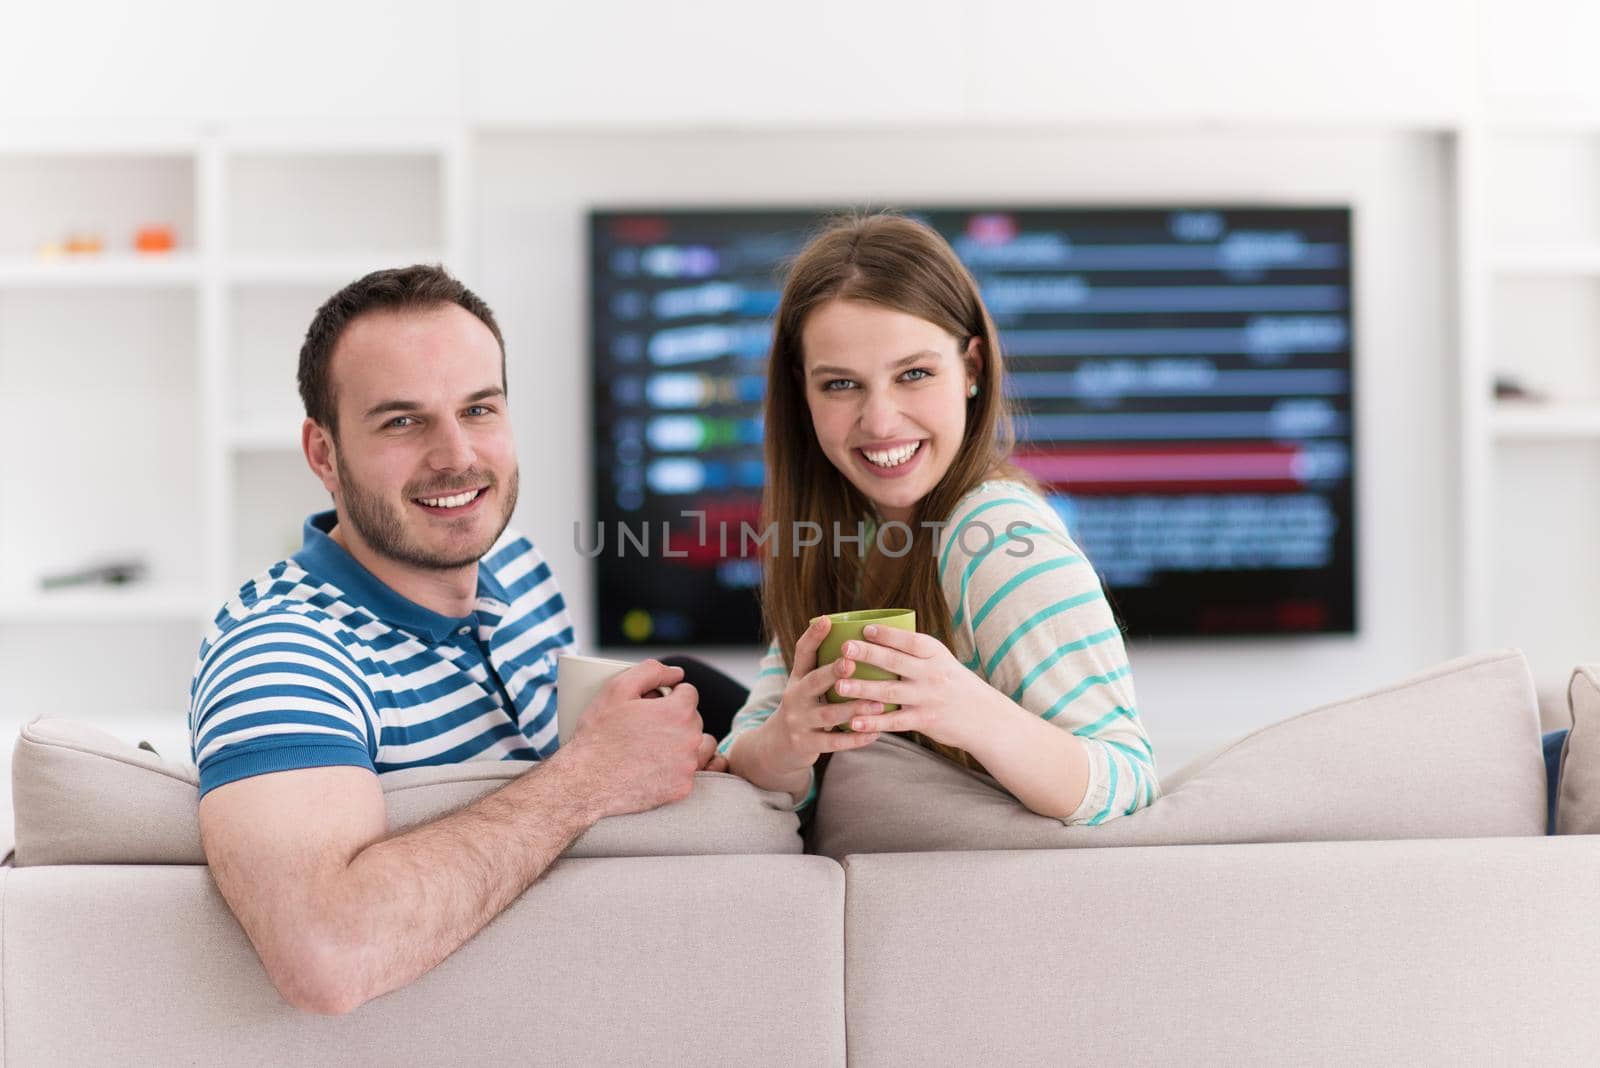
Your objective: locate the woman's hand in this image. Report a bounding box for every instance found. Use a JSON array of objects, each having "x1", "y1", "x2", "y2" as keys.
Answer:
[
  {"x1": 830, "y1": 623, "x2": 998, "y2": 751},
  {"x1": 762, "y1": 616, "x2": 887, "y2": 771}
]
